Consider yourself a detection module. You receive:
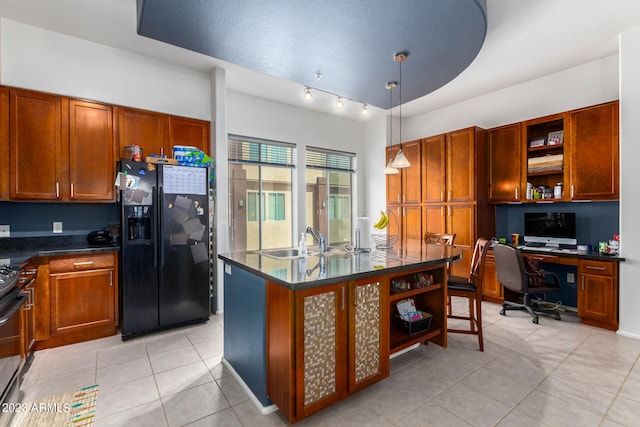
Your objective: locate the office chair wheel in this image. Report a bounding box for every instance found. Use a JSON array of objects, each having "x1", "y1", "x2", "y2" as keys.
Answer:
[
  {"x1": 532, "y1": 317, "x2": 539, "y2": 324},
  {"x1": 500, "y1": 308, "x2": 506, "y2": 316}
]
